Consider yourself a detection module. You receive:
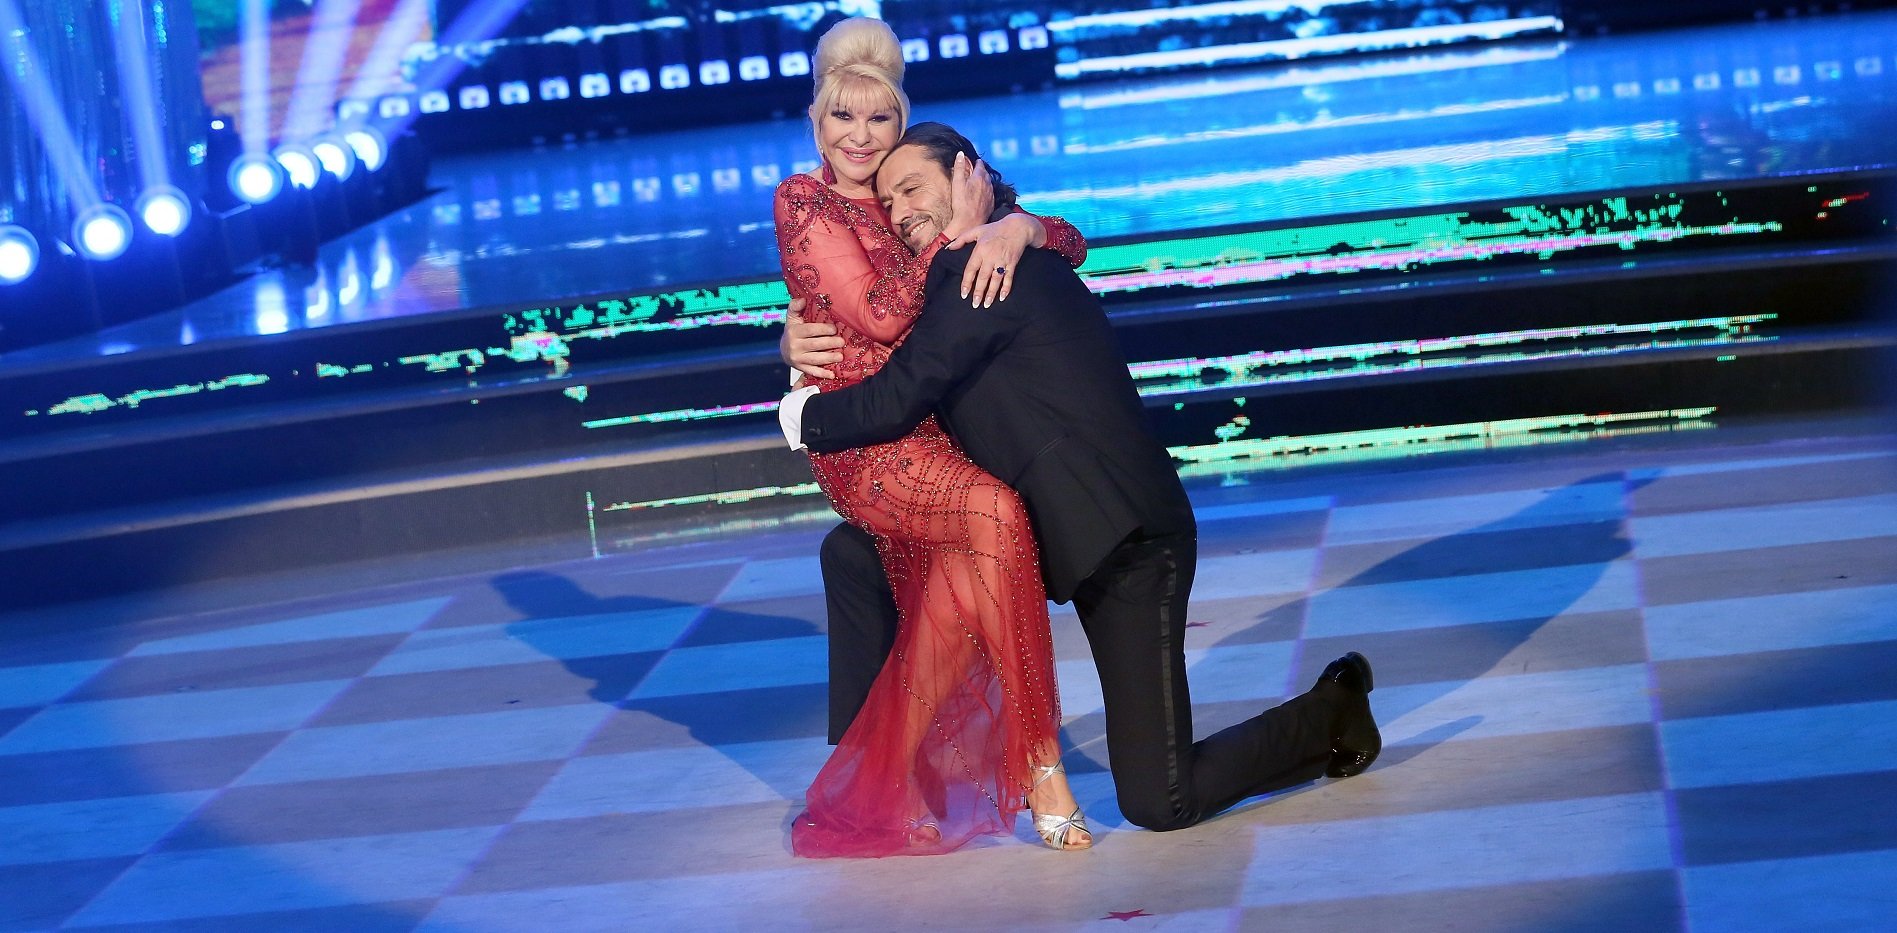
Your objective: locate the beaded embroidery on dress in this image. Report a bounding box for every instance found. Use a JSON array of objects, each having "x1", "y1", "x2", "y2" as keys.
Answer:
[{"x1": 773, "y1": 172, "x2": 1088, "y2": 857}]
